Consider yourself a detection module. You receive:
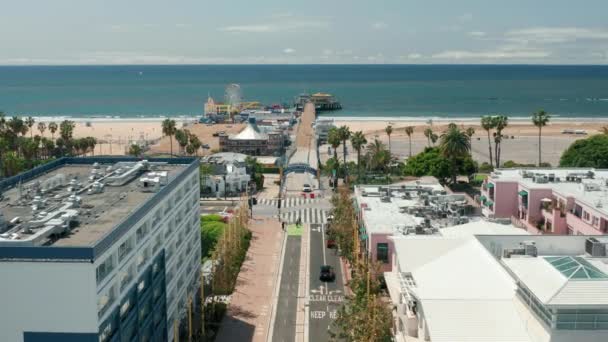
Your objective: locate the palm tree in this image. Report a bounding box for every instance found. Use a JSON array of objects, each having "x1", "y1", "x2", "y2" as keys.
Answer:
[
  {"x1": 532, "y1": 110, "x2": 550, "y2": 166},
  {"x1": 37, "y1": 122, "x2": 46, "y2": 137},
  {"x1": 385, "y1": 125, "x2": 393, "y2": 154},
  {"x1": 350, "y1": 131, "x2": 367, "y2": 182},
  {"x1": 161, "y1": 119, "x2": 177, "y2": 157},
  {"x1": 338, "y1": 126, "x2": 351, "y2": 163},
  {"x1": 440, "y1": 125, "x2": 471, "y2": 184},
  {"x1": 481, "y1": 116, "x2": 495, "y2": 168},
  {"x1": 366, "y1": 139, "x2": 390, "y2": 172},
  {"x1": 128, "y1": 144, "x2": 143, "y2": 157},
  {"x1": 465, "y1": 127, "x2": 475, "y2": 138},
  {"x1": 187, "y1": 133, "x2": 202, "y2": 156},
  {"x1": 493, "y1": 115, "x2": 508, "y2": 167},
  {"x1": 405, "y1": 126, "x2": 414, "y2": 158},
  {"x1": 327, "y1": 127, "x2": 341, "y2": 162},
  {"x1": 48, "y1": 122, "x2": 58, "y2": 141},
  {"x1": 174, "y1": 129, "x2": 189, "y2": 155},
  {"x1": 25, "y1": 116, "x2": 35, "y2": 138},
  {"x1": 424, "y1": 127, "x2": 433, "y2": 147}
]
